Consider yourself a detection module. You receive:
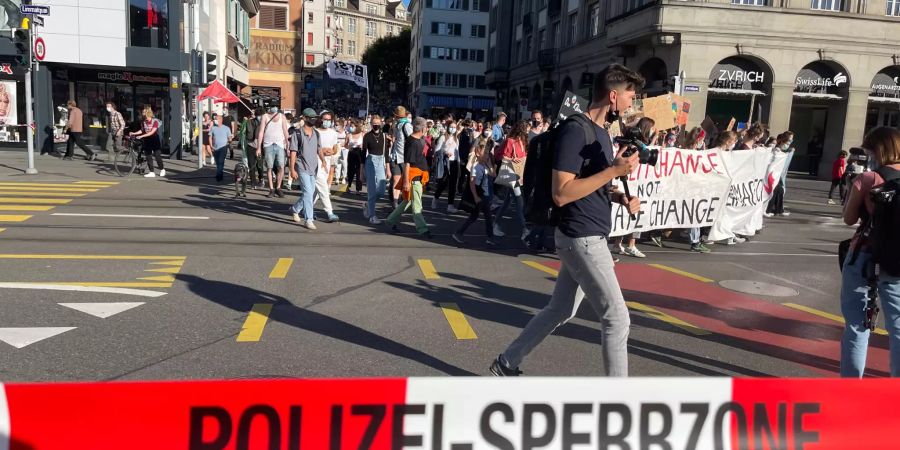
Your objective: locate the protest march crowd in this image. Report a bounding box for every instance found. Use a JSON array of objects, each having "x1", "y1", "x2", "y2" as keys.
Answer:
[{"x1": 144, "y1": 64, "x2": 900, "y2": 378}]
